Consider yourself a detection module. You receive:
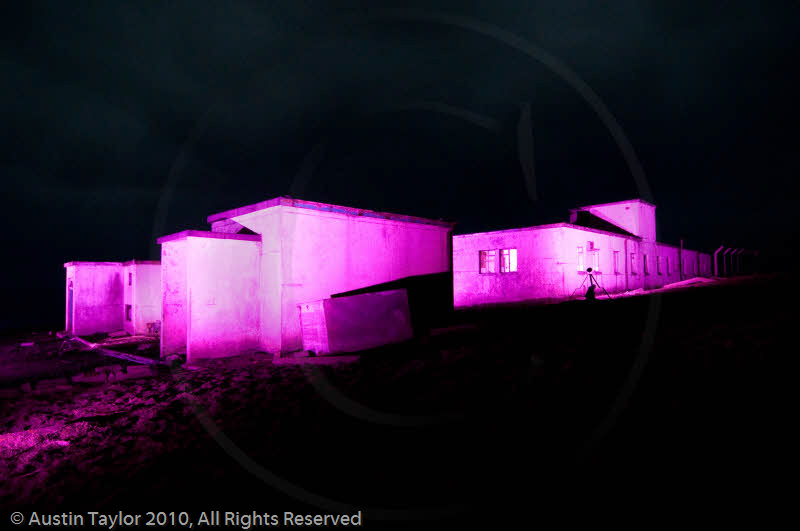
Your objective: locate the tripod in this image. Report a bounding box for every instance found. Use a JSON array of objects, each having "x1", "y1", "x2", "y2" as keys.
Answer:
[{"x1": 570, "y1": 267, "x2": 613, "y2": 300}]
